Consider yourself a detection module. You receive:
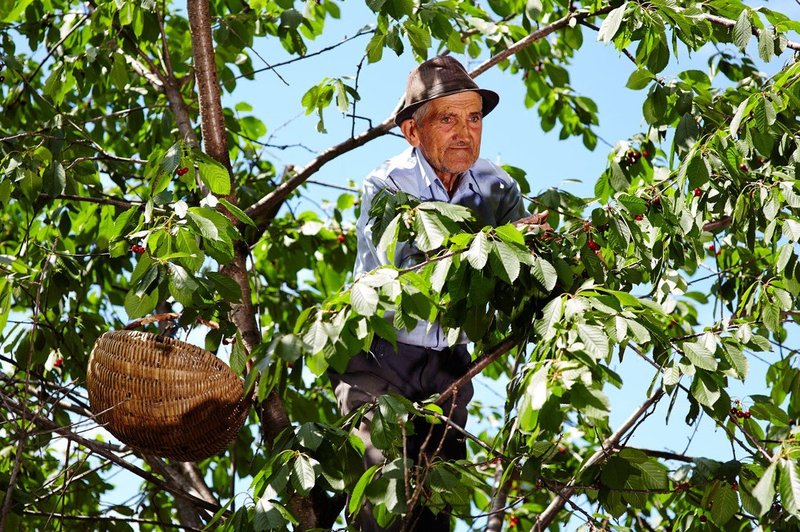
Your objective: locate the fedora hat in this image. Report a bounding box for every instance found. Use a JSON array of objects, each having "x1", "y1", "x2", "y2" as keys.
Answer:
[{"x1": 394, "y1": 55, "x2": 499, "y2": 127}]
